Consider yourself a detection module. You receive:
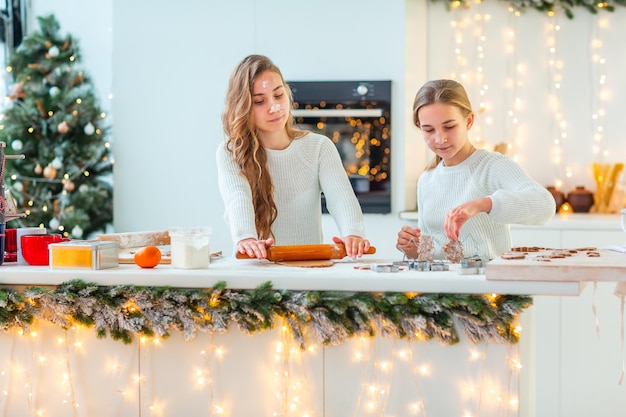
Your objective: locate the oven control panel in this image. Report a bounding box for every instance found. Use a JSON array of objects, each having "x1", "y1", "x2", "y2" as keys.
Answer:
[{"x1": 289, "y1": 80, "x2": 391, "y2": 103}]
